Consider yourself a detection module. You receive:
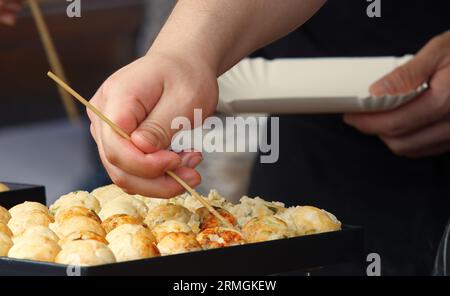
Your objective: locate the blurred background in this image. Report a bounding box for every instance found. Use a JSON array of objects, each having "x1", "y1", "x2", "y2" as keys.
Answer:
[{"x1": 0, "y1": 0, "x2": 255, "y2": 204}]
